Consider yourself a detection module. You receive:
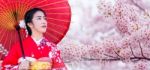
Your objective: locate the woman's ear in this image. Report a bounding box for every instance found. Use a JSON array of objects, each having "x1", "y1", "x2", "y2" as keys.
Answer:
[{"x1": 27, "y1": 23, "x2": 33, "y2": 28}]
